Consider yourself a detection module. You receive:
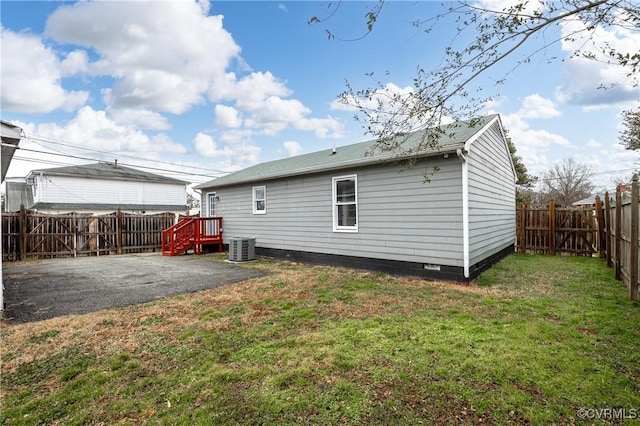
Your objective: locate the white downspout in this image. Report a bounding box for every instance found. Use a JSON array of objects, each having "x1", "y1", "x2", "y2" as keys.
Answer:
[{"x1": 456, "y1": 148, "x2": 470, "y2": 279}]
